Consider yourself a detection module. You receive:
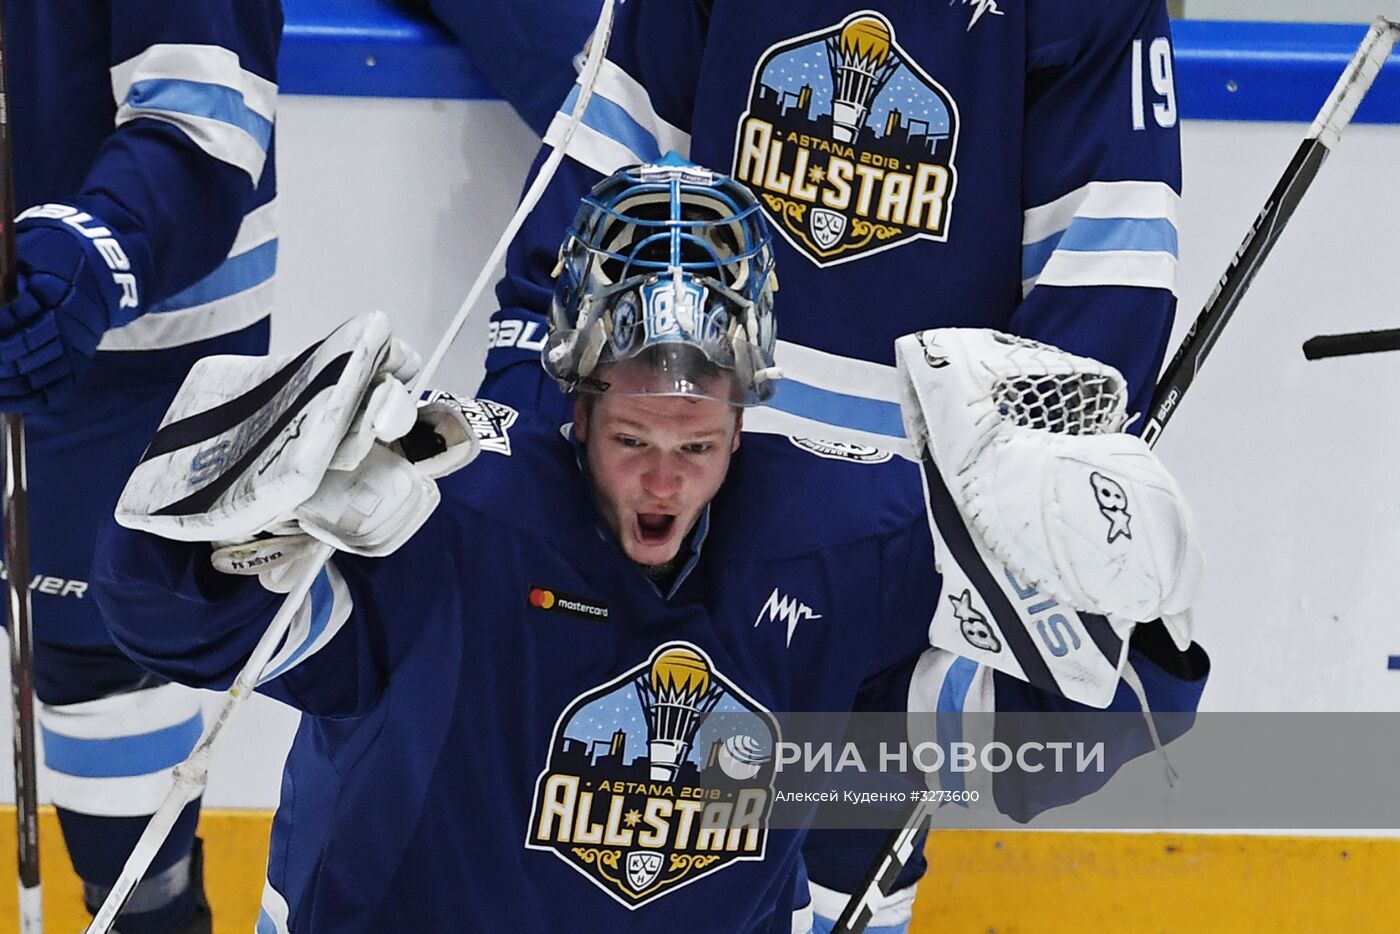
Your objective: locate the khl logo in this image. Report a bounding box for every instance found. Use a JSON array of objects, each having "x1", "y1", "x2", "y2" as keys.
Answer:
[{"x1": 753, "y1": 587, "x2": 822, "y2": 647}]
